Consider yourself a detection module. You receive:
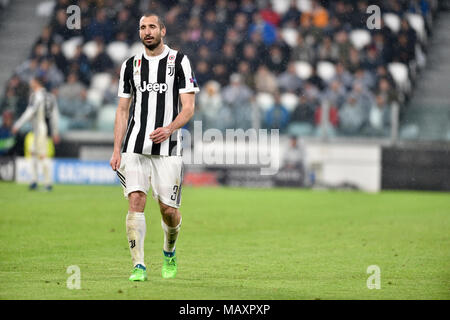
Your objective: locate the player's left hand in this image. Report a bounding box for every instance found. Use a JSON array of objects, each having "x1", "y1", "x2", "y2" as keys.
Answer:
[{"x1": 150, "y1": 126, "x2": 172, "y2": 144}]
